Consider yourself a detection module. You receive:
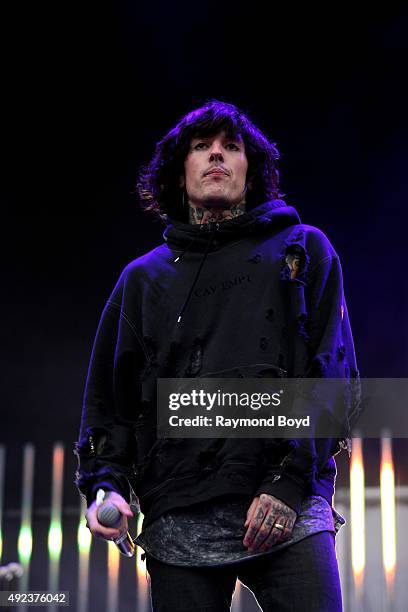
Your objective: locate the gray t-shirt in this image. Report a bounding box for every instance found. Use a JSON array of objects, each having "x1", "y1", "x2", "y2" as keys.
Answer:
[{"x1": 135, "y1": 494, "x2": 345, "y2": 567}]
